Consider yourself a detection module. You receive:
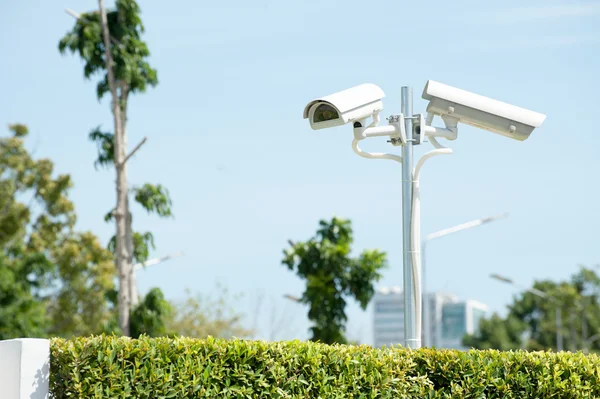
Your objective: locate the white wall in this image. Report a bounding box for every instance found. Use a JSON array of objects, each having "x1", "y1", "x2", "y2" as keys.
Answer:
[{"x1": 0, "y1": 339, "x2": 49, "y2": 399}]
